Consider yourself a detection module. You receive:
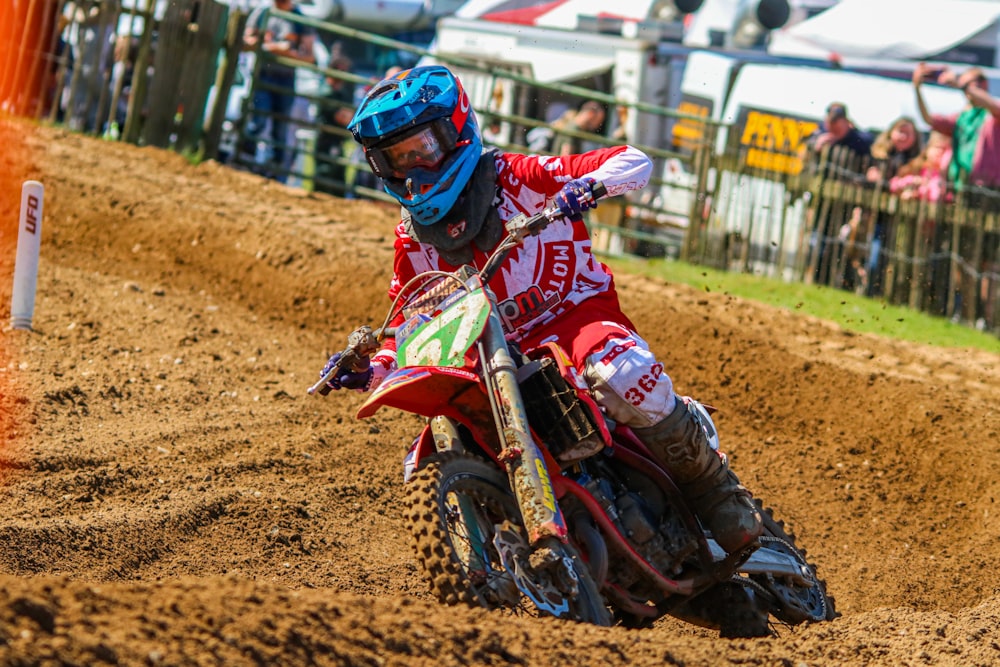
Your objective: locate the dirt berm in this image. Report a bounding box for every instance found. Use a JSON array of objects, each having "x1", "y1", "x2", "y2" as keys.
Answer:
[{"x1": 0, "y1": 119, "x2": 998, "y2": 666}]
